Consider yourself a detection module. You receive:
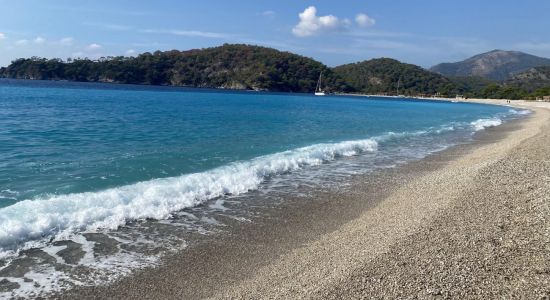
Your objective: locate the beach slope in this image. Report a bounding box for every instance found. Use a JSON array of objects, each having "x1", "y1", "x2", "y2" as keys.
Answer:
[
  {"x1": 62, "y1": 101, "x2": 550, "y2": 299},
  {"x1": 216, "y1": 102, "x2": 550, "y2": 299}
]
